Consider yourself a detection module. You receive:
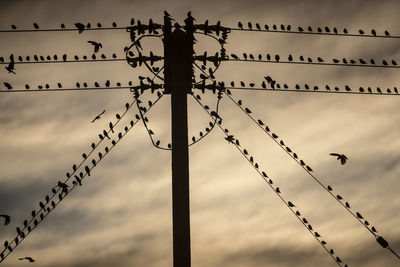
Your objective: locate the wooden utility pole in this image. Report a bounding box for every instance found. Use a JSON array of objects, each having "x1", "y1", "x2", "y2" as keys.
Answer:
[{"x1": 163, "y1": 14, "x2": 194, "y2": 267}]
